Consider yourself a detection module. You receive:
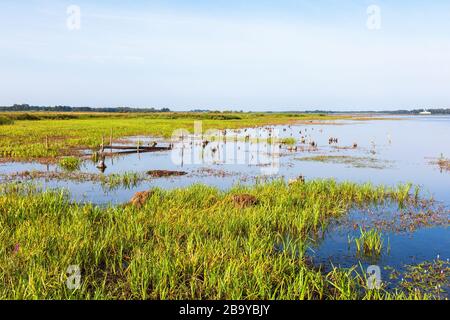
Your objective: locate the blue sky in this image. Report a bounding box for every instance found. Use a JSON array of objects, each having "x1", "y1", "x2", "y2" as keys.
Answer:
[{"x1": 1, "y1": 0, "x2": 450, "y2": 111}]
